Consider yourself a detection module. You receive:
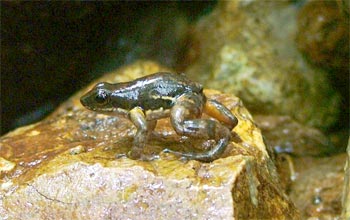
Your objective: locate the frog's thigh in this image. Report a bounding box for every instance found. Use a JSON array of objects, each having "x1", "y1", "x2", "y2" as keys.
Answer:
[
  {"x1": 170, "y1": 93, "x2": 203, "y2": 135},
  {"x1": 129, "y1": 107, "x2": 148, "y2": 158}
]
